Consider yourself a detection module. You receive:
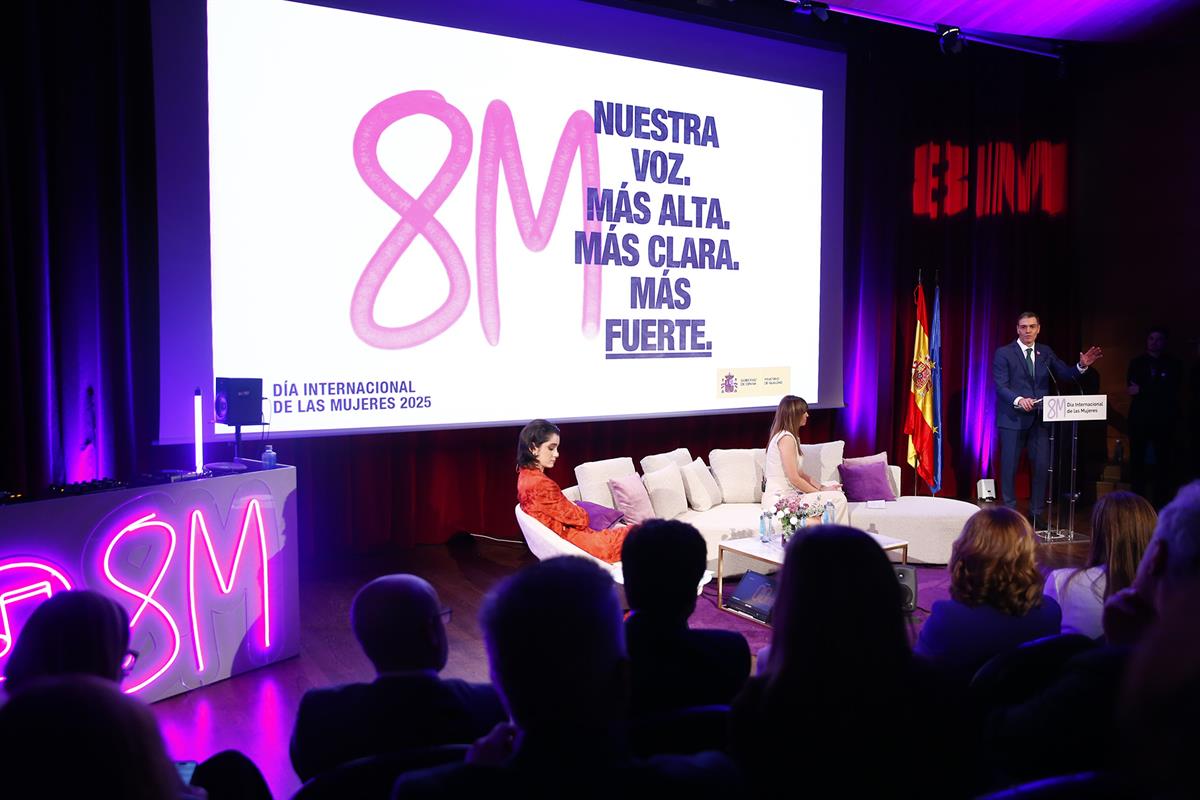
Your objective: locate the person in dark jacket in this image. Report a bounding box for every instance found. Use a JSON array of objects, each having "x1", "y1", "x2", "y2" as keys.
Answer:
[
  {"x1": 290, "y1": 574, "x2": 505, "y2": 781},
  {"x1": 393, "y1": 557, "x2": 741, "y2": 799},
  {"x1": 622, "y1": 519, "x2": 749, "y2": 715},
  {"x1": 916, "y1": 507, "x2": 1061, "y2": 683},
  {"x1": 1127, "y1": 326, "x2": 1182, "y2": 506}
]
